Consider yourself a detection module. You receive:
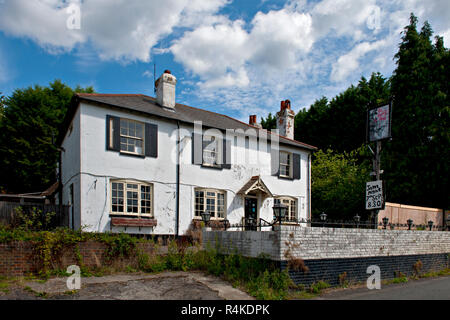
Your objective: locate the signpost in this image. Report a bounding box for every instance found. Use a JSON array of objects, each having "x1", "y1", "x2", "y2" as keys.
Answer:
[
  {"x1": 366, "y1": 180, "x2": 384, "y2": 210},
  {"x1": 366, "y1": 101, "x2": 392, "y2": 227}
]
